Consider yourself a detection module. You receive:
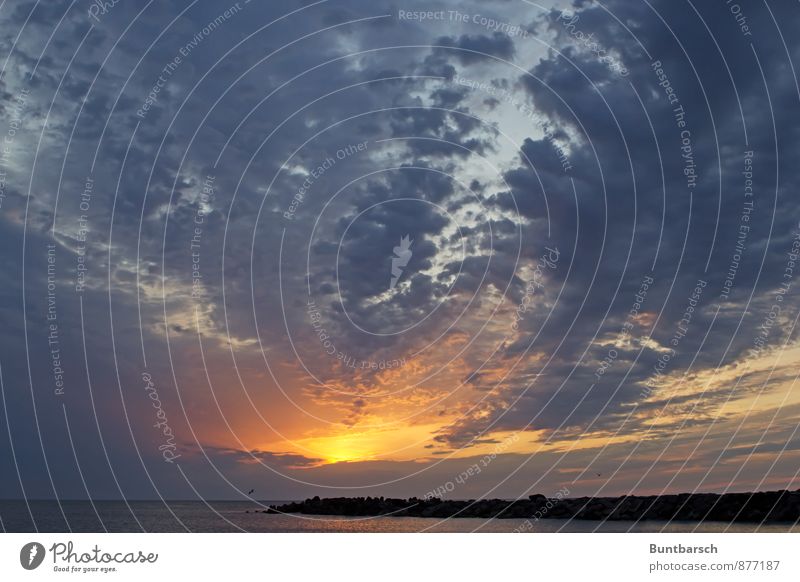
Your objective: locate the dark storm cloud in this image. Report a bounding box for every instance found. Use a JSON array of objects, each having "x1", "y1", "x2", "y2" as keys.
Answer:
[
  {"x1": 433, "y1": 32, "x2": 516, "y2": 65},
  {"x1": 2, "y1": 0, "x2": 800, "y2": 503},
  {"x1": 201, "y1": 446, "x2": 324, "y2": 469},
  {"x1": 389, "y1": 104, "x2": 497, "y2": 158},
  {"x1": 433, "y1": 0, "x2": 800, "y2": 447}
]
